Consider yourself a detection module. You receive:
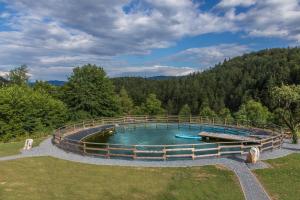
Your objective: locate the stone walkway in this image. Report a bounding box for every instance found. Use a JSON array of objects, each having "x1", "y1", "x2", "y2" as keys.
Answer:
[{"x1": 1, "y1": 138, "x2": 300, "y2": 200}]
